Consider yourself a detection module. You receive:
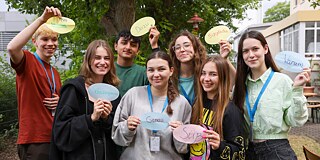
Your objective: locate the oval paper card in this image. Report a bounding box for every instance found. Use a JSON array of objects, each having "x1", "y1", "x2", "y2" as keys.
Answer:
[
  {"x1": 140, "y1": 112, "x2": 170, "y2": 131},
  {"x1": 275, "y1": 51, "x2": 310, "y2": 73},
  {"x1": 173, "y1": 124, "x2": 205, "y2": 144},
  {"x1": 88, "y1": 83, "x2": 119, "y2": 101},
  {"x1": 46, "y1": 16, "x2": 75, "y2": 34},
  {"x1": 130, "y1": 17, "x2": 155, "y2": 36},
  {"x1": 205, "y1": 25, "x2": 231, "y2": 44}
]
